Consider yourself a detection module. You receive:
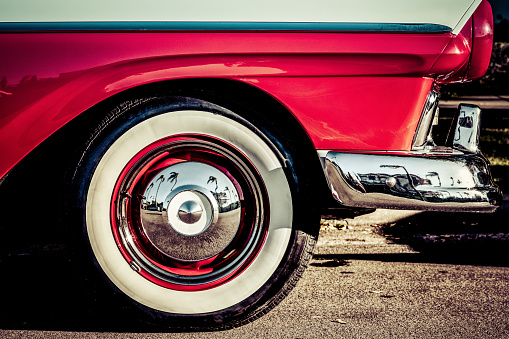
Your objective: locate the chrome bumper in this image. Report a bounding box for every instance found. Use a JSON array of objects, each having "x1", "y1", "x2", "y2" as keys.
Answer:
[
  {"x1": 323, "y1": 150, "x2": 501, "y2": 212},
  {"x1": 322, "y1": 103, "x2": 502, "y2": 212}
]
